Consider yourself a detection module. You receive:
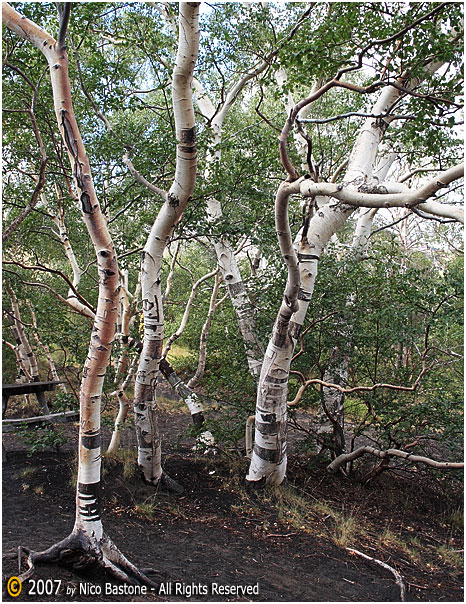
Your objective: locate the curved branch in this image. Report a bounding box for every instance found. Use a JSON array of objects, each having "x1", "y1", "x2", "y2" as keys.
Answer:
[
  {"x1": 162, "y1": 268, "x2": 219, "y2": 358},
  {"x1": 3, "y1": 269, "x2": 95, "y2": 319},
  {"x1": 2, "y1": 260, "x2": 95, "y2": 314},
  {"x1": 299, "y1": 164, "x2": 464, "y2": 222},
  {"x1": 329, "y1": 446, "x2": 464, "y2": 472},
  {"x1": 347, "y1": 548, "x2": 407, "y2": 602},
  {"x1": 122, "y1": 154, "x2": 167, "y2": 201}
]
